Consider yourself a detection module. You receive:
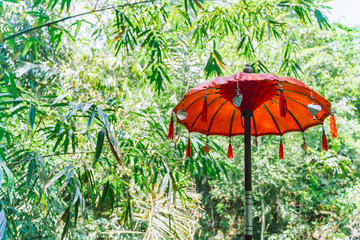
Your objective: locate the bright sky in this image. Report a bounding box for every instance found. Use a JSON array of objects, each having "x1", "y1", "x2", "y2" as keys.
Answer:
[{"x1": 327, "y1": 0, "x2": 360, "y2": 27}]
